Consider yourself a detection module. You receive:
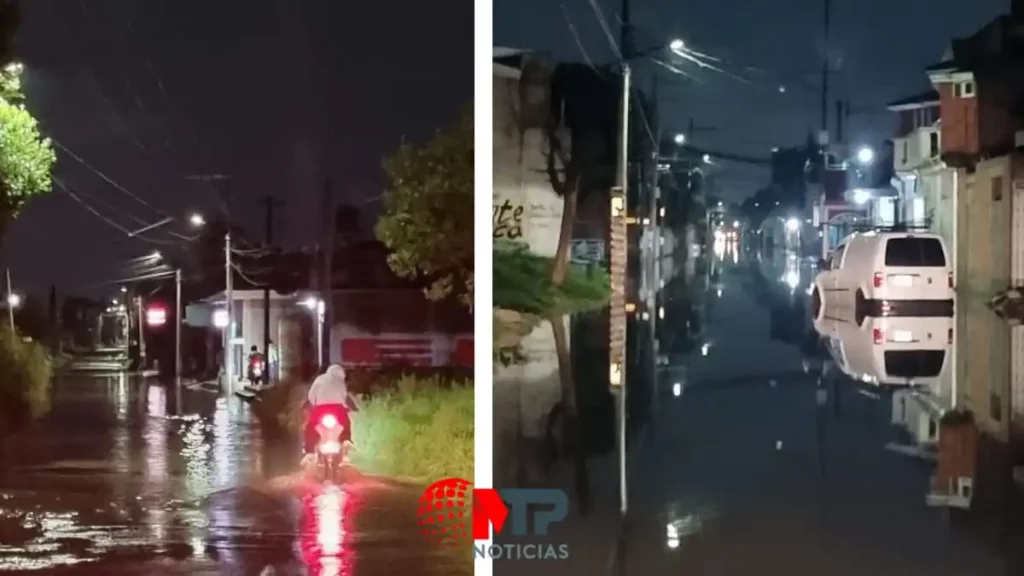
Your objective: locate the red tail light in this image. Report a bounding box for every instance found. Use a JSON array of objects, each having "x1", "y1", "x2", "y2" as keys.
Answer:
[
  {"x1": 321, "y1": 414, "x2": 338, "y2": 429},
  {"x1": 873, "y1": 272, "x2": 884, "y2": 288},
  {"x1": 948, "y1": 328, "x2": 954, "y2": 344},
  {"x1": 872, "y1": 328, "x2": 884, "y2": 344},
  {"x1": 948, "y1": 273, "x2": 953, "y2": 288}
]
